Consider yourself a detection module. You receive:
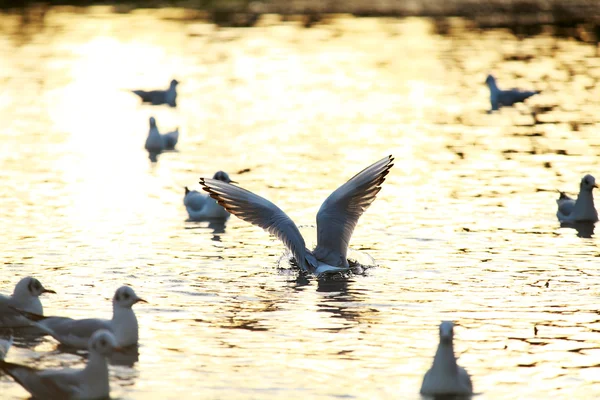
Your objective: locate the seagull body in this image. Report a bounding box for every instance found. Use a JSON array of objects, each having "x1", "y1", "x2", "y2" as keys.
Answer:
[
  {"x1": 0, "y1": 329, "x2": 120, "y2": 400},
  {"x1": 200, "y1": 155, "x2": 394, "y2": 277},
  {"x1": 421, "y1": 321, "x2": 473, "y2": 397},
  {"x1": 485, "y1": 75, "x2": 539, "y2": 112},
  {"x1": 556, "y1": 174, "x2": 598, "y2": 223},
  {"x1": 0, "y1": 277, "x2": 55, "y2": 328},
  {"x1": 17, "y1": 286, "x2": 145, "y2": 349},
  {"x1": 145, "y1": 117, "x2": 179, "y2": 161},
  {"x1": 132, "y1": 79, "x2": 178, "y2": 107},
  {"x1": 185, "y1": 171, "x2": 235, "y2": 221}
]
